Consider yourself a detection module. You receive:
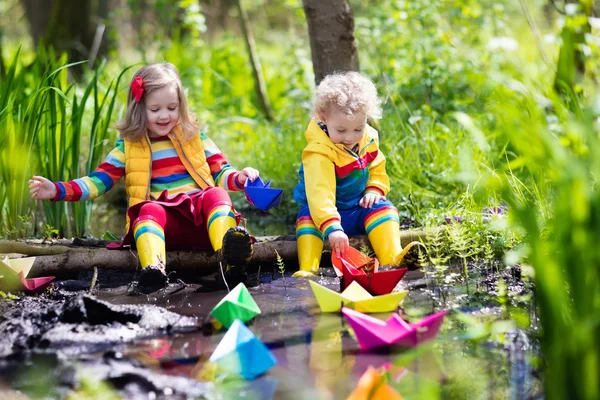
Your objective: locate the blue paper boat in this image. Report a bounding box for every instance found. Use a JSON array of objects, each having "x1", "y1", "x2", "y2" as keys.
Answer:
[
  {"x1": 216, "y1": 376, "x2": 278, "y2": 400},
  {"x1": 244, "y1": 177, "x2": 283, "y2": 212},
  {"x1": 209, "y1": 319, "x2": 277, "y2": 380}
]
